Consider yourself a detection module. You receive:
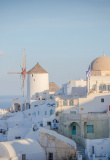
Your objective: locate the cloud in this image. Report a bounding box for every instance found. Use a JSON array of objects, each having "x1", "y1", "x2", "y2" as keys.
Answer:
[{"x1": 0, "y1": 50, "x2": 5, "y2": 55}]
